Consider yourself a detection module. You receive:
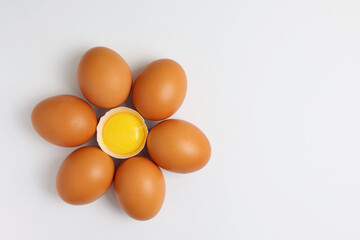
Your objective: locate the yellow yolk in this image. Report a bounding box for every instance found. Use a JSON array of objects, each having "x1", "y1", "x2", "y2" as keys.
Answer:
[{"x1": 102, "y1": 111, "x2": 146, "y2": 156}]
